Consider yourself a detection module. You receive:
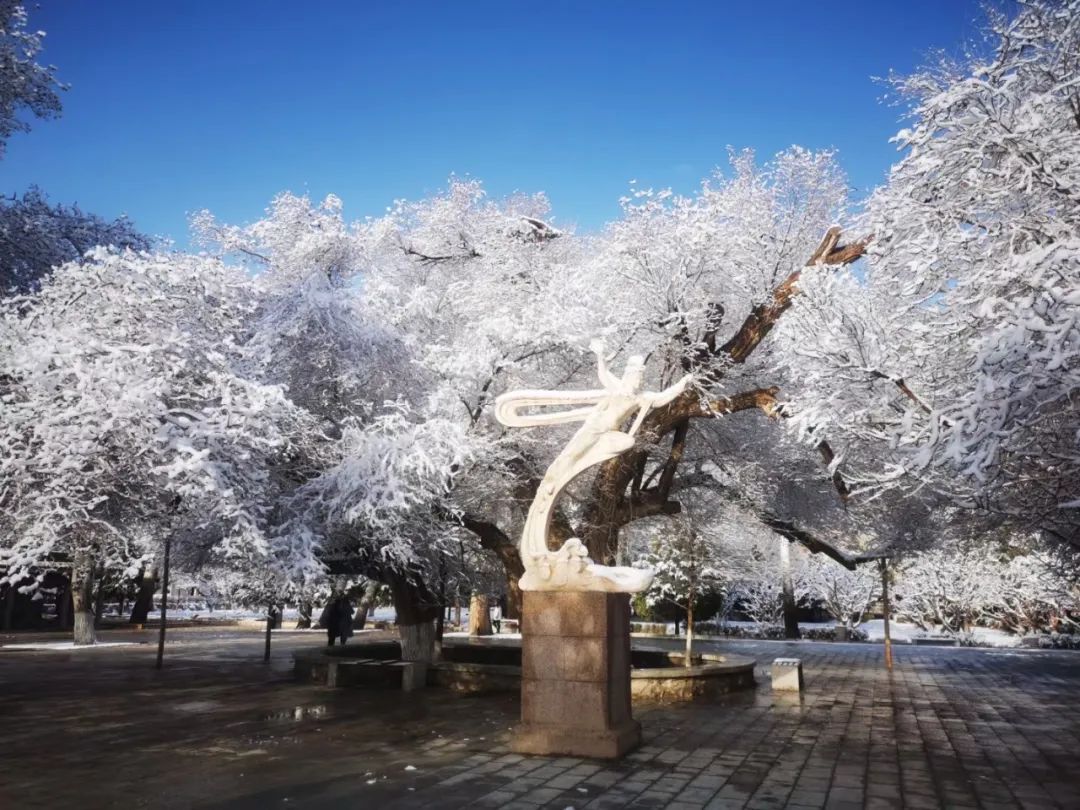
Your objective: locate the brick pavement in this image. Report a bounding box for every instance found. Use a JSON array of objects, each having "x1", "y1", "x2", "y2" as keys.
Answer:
[
  {"x1": 384, "y1": 642, "x2": 1080, "y2": 810},
  {"x1": 1, "y1": 629, "x2": 1077, "y2": 809}
]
